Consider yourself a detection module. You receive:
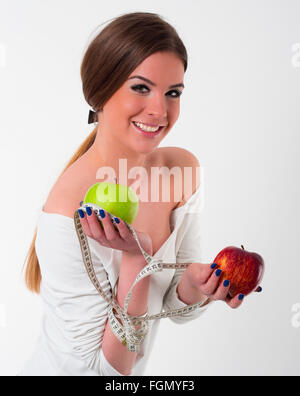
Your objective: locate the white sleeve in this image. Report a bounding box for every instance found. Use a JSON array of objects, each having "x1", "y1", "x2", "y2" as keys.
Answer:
[
  {"x1": 163, "y1": 208, "x2": 212, "y2": 324},
  {"x1": 36, "y1": 218, "x2": 125, "y2": 376}
]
